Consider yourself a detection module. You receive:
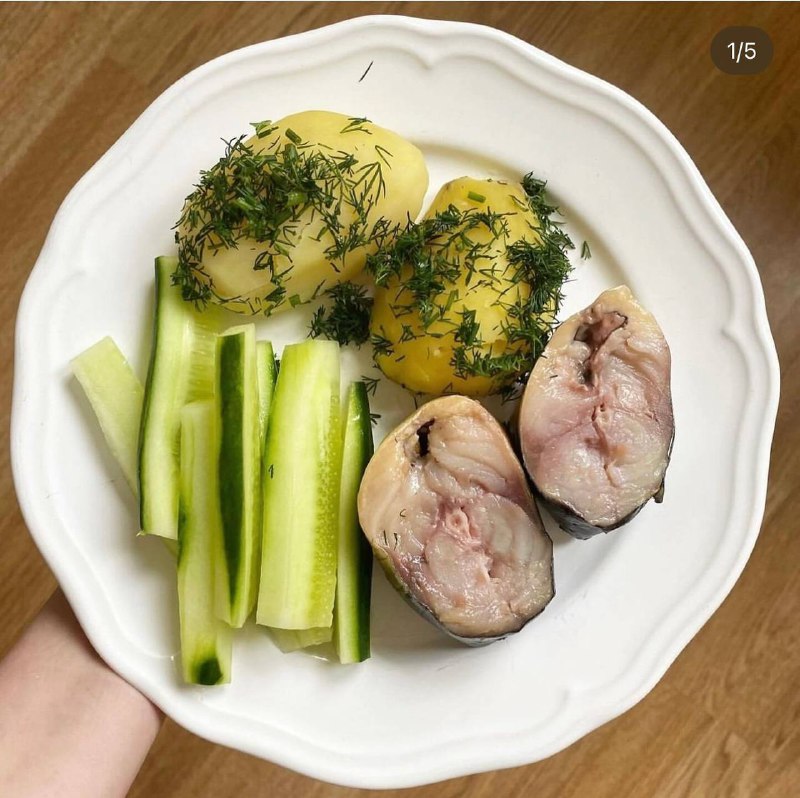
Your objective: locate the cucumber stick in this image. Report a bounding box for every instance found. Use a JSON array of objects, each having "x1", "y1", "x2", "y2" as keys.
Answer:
[
  {"x1": 71, "y1": 336, "x2": 144, "y2": 493},
  {"x1": 178, "y1": 401, "x2": 232, "y2": 685},
  {"x1": 214, "y1": 325, "x2": 261, "y2": 628},
  {"x1": 71, "y1": 335, "x2": 178, "y2": 557},
  {"x1": 333, "y1": 382, "x2": 374, "y2": 664},
  {"x1": 257, "y1": 340, "x2": 342, "y2": 630},
  {"x1": 139, "y1": 256, "x2": 221, "y2": 539}
]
